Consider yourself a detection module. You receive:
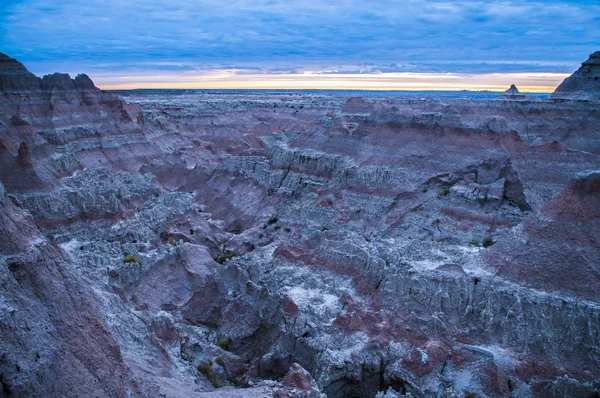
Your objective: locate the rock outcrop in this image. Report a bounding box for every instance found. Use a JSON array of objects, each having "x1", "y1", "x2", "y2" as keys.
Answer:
[
  {"x1": 487, "y1": 170, "x2": 600, "y2": 299},
  {"x1": 0, "y1": 52, "x2": 151, "y2": 193},
  {"x1": 552, "y1": 51, "x2": 600, "y2": 100},
  {"x1": 0, "y1": 181, "x2": 146, "y2": 397},
  {"x1": 499, "y1": 84, "x2": 526, "y2": 100},
  {"x1": 1, "y1": 52, "x2": 599, "y2": 397}
]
